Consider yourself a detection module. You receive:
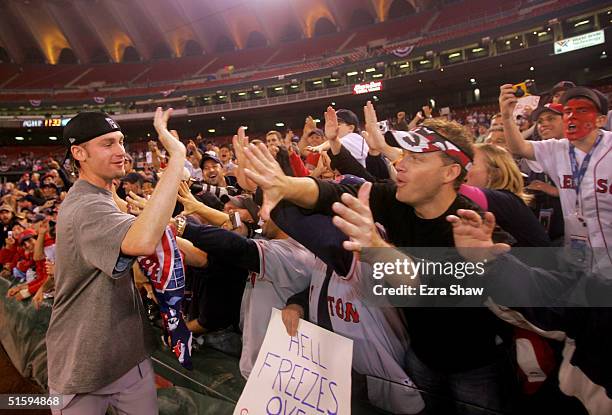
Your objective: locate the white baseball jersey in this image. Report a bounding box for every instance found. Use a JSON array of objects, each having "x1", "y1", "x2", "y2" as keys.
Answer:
[
  {"x1": 532, "y1": 130, "x2": 612, "y2": 270},
  {"x1": 239, "y1": 237, "x2": 316, "y2": 379},
  {"x1": 308, "y1": 255, "x2": 425, "y2": 414}
]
